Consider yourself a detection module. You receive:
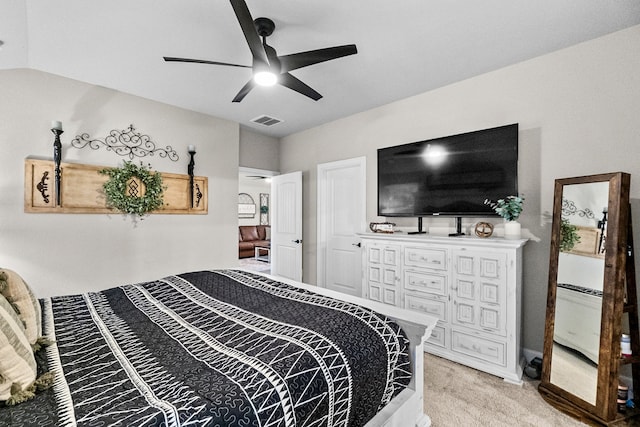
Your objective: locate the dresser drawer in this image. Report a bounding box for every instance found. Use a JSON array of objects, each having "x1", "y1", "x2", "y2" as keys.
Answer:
[
  {"x1": 404, "y1": 247, "x2": 447, "y2": 270},
  {"x1": 405, "y1": 293, "x2": 447, "y2": 321},
  {"x1": 404, "y1": 269, "x2": 447, "y2": 295},
  {"x1": 451, "y1": 330, "x2": 506, "y2": 366},
  {"x1": 427, "y1": 324, "x2": 447, "y2": 348}
]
